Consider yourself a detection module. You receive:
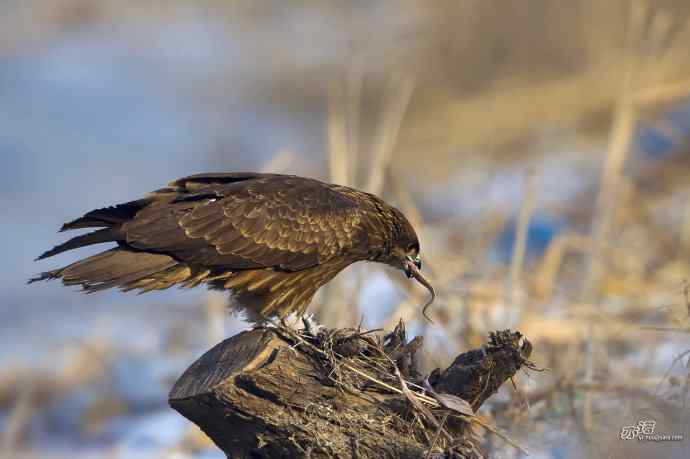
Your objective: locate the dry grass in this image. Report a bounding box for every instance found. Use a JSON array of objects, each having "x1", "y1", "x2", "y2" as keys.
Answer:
[{"x1": 274, "y1": 322, "x2": 534, "y2": 456}]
